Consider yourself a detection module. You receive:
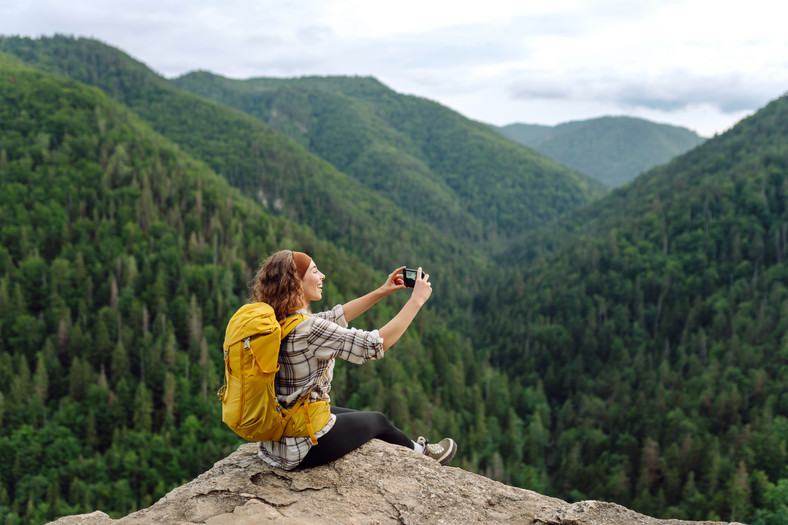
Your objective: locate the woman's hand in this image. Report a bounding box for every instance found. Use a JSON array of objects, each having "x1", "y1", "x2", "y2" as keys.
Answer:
[
  {"x1": 343, "y1": 266, "x2": 414, "y2": 322},
  {"x1": 411, "y1": 267, "x2": 432, "y2": 305},
  {"x1": 380, "y1": 266, "x2": 408, "y2": 295},
  {"x1": 378, "y1": 267, "x2": 433, "y2": 350}
]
